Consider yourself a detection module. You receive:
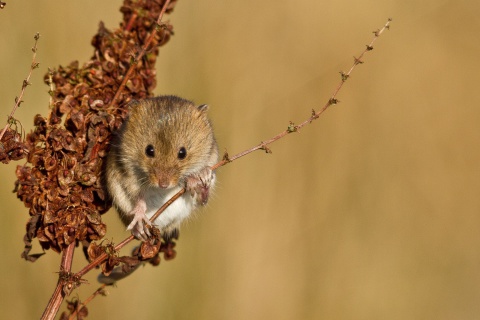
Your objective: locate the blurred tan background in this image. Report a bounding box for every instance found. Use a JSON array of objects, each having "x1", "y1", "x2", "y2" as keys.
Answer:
[{"x1": 1, "y1": 1, "x2": 479, "y2": 319}]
